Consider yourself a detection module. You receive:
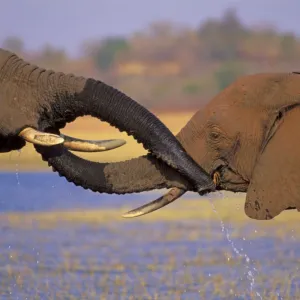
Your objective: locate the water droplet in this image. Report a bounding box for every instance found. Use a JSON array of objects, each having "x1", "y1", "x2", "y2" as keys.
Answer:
[
  {"x1": 208, "y1": 196, "x2": 262, "y2": 299},
  {"x1": 15, "y1": 150, "x2": 22, "y2": 185}
]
